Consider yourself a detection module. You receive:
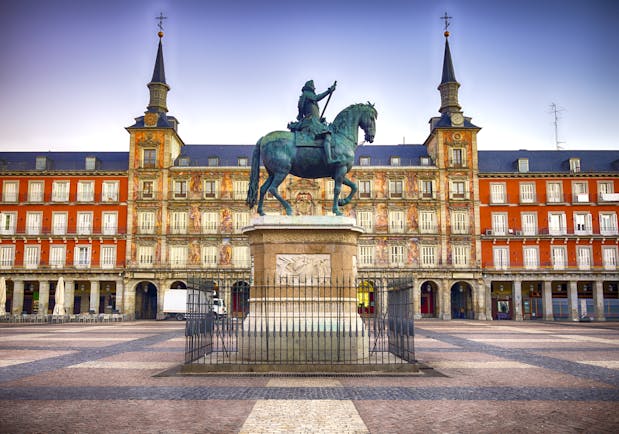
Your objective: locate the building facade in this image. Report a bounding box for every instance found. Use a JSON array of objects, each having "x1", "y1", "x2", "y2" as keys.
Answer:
[{"x1": 1, "y1": 29, "x2": 617, "y2": 320}]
